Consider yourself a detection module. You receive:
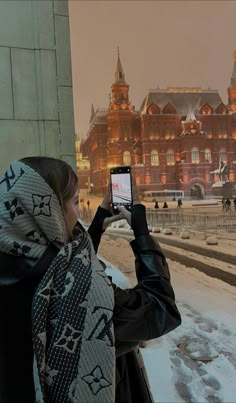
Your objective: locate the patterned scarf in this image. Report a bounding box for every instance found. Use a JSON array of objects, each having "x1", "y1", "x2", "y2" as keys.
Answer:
[{"x1": 0, "y1": 161, "x2": 115, "y2": 403}]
